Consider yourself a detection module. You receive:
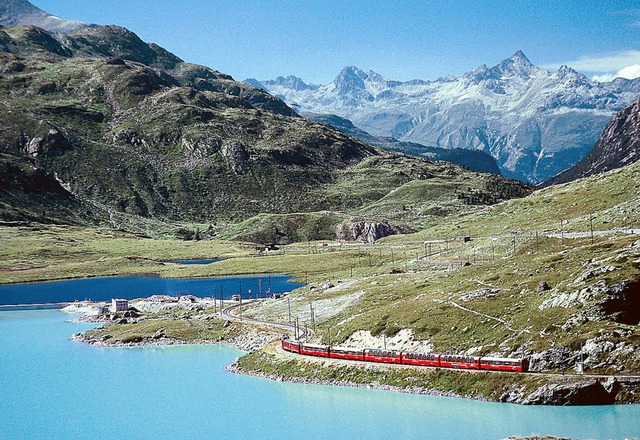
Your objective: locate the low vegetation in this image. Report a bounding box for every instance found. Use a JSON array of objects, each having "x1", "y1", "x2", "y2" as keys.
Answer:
[{"x1": 82, "y1": 315, "x2": 242, "y2": 345}]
